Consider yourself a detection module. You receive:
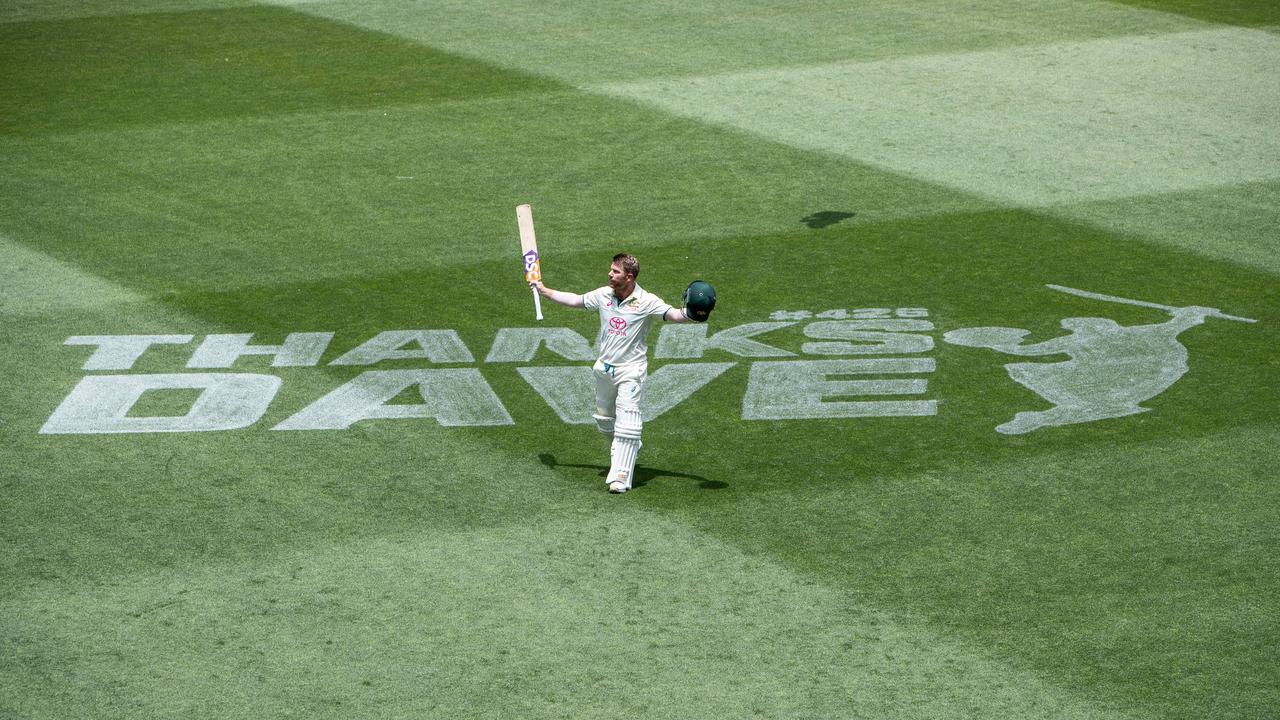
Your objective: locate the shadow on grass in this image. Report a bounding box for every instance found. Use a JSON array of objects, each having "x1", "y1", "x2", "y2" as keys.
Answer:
[
  {"x1": 539, "y1": 453, "x2": 726, "y2": 490},
  {"x1": 801, "y1": 210, "x2": 856, "y2": 228}
]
